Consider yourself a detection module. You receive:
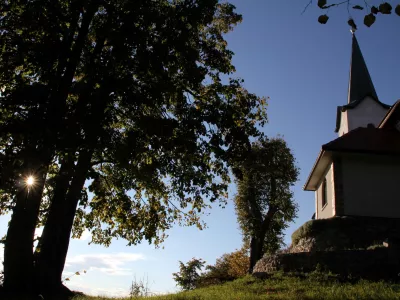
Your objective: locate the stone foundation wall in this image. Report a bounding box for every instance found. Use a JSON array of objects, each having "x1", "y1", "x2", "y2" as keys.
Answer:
[
  {"x1": 291, "y1": 216, "x2": 400, "y2": 252},
  {"x1": 253, "y1": 248, "x2": 400, "y2": 281}
]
